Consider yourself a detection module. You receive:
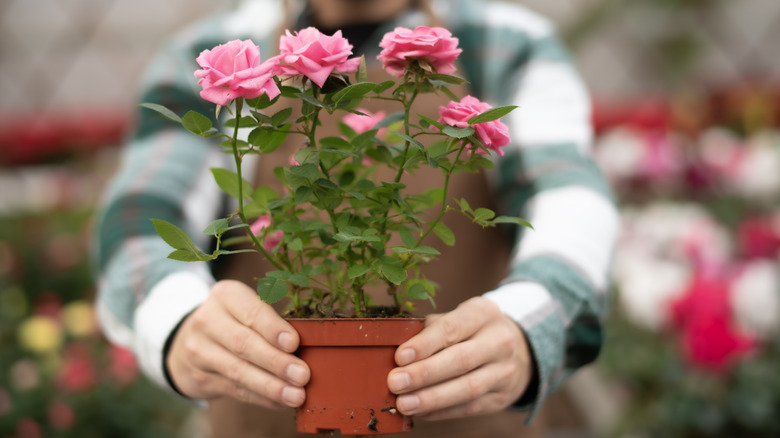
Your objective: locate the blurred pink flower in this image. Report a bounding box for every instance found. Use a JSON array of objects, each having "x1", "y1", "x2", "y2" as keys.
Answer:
[
  {"x1": 343, "y1": 109, "x2": 386, "y2": 136},
  {"x1": 668, "y1": 272, "x2": 756, "y2": 373},
  {"x1": 194, "y1": 39, "x2": 280, "y2": 106},
  {"x1": 378, "y1": 26, "x2": 462, "y2": 77},
  {"x1": 16, "y1": 417, "x2": 42, "y2": 438},
  {"x1": 109, "y1": 345, "x2": 138, "y2": 386},
  {"x1": 250, "y1": 215, "x2": 283, "y2": 252},
  {"x1": 56, "y1": 344, "x2": 97, "y2": 393},
  {"x1": 275, "y1": 27, "x2": 360, "y2": 88},
  {"x1": 48, "y1": 400, "x2": 76, "y2": 431},
  {"x1": 737, "y1": 214, "x2": 780, "y2": 260}
]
